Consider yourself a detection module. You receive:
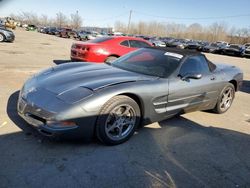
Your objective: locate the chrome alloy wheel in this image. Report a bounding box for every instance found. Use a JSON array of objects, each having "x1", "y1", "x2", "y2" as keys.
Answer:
[
  {"x1": 220, "y1": 87, "x2": 234, "y2": 112},
  {"x1": 105, "y1": 104, "x2": 136, "y2": 141},
  {"x1": 0, "y1": 34, "x2": 4, "y2": 42}
]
